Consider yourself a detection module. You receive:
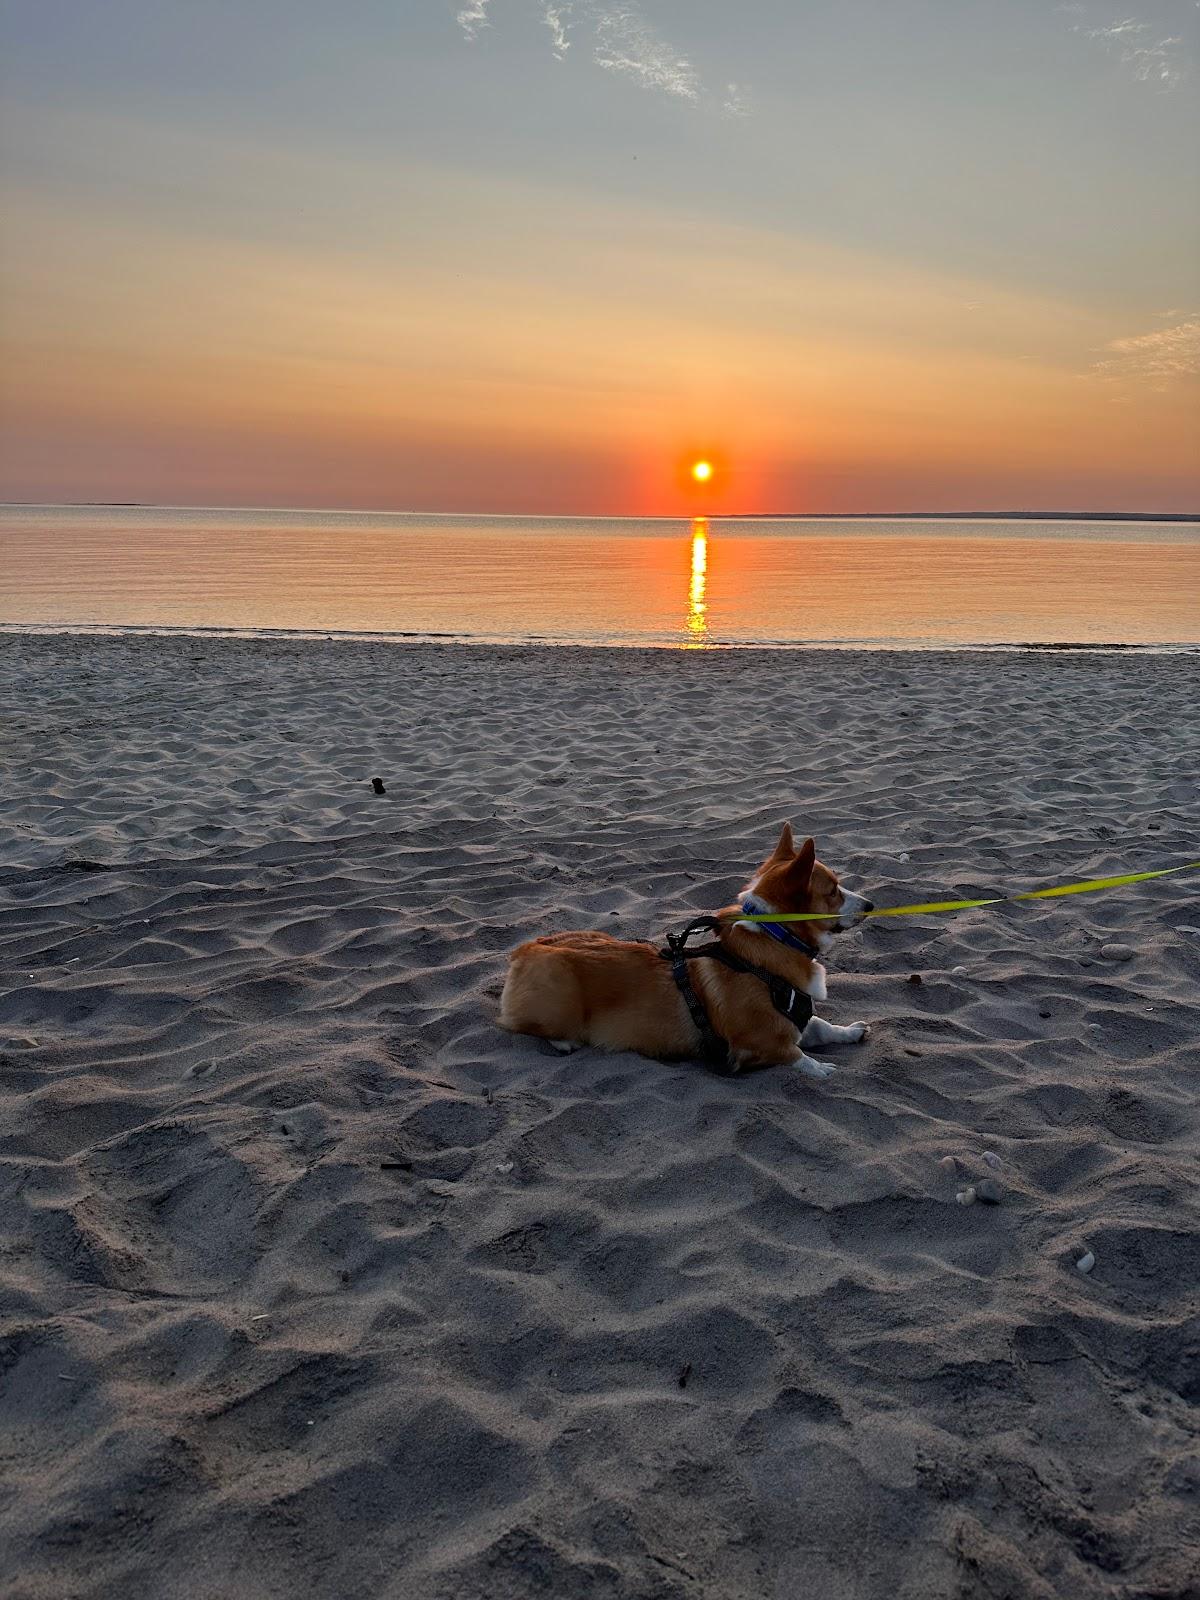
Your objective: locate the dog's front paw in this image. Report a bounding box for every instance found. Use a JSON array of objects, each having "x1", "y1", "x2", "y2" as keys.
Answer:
[
  {"x1": 846, "y1": 1021, "x2": 870, "y2": 1043},
  {"x1": 797, "y1": 1055, "x2": 837, "y2": 1080}
]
